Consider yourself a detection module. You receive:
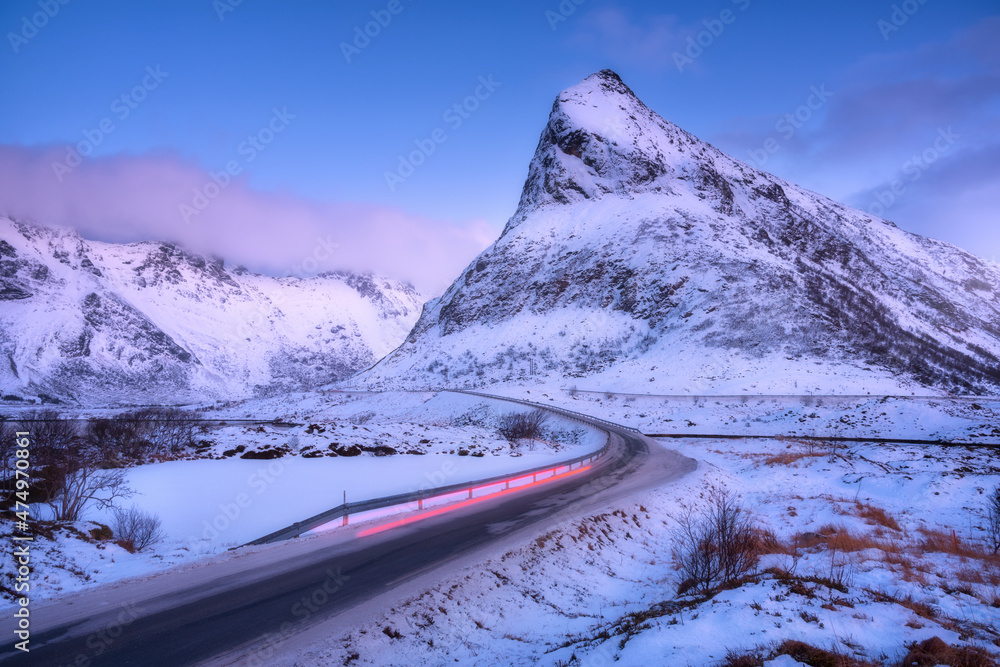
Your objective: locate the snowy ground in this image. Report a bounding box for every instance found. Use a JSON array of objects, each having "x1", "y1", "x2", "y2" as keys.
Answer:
[
  {"x1": 0, "y1": 391, "x2": 601, "y2": 605},
  {"x1": 272, "y1": 393, "x2": 1000, "y2": 666},
  {"x1": 472, "y1": 386, "x2": 1000, "y2": 444},
  {"x1": 5, "y1": 388, "x2": 999, "y2": 666}
]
